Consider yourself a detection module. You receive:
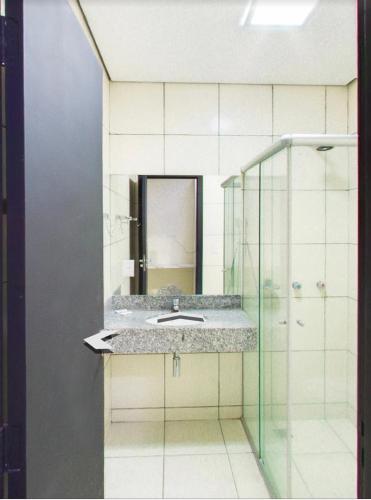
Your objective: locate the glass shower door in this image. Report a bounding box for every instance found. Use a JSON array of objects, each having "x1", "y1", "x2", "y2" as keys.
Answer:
[{"x1": 259, "y1": 149, "x2": 290, "y2": 498}]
